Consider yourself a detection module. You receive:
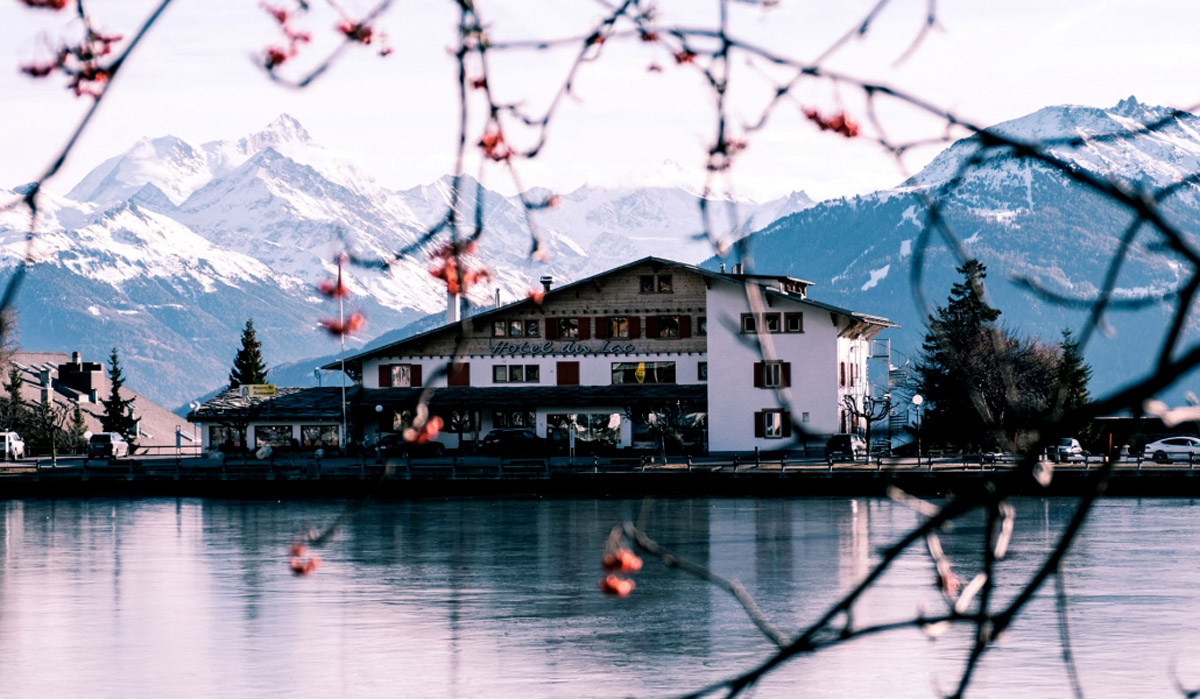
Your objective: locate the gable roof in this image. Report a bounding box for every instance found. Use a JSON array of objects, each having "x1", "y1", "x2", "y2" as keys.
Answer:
[{"x1": 325, "y1": 256, "x2": 894, "y2": 370}]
